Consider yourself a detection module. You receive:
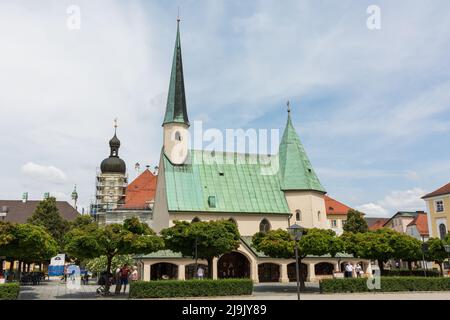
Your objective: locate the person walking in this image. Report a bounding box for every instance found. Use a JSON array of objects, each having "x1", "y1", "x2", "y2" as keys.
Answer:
[
  {"x1": 130, "y1": 266, "x2": 139, "y2": 282},
  {"x1": 119, "y1": 264, "x2": 131, "y2": 294},
  {"x1": 114, "y1": 267, "x2": 122, "y2": 295},
  {"x1": 355, "y1": 263, "x2": 362, "y2": 278}
]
